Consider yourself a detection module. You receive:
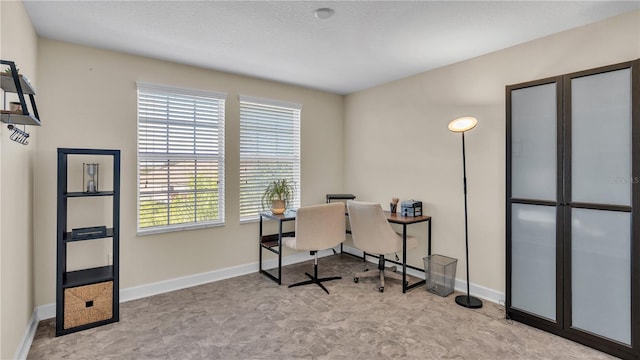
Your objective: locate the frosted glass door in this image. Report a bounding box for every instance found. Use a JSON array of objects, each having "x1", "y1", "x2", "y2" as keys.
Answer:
[
  {"x1": 509, "y1": 80, "x2": 559, "y2": 322},
  {"x1": 511, "y1": 83, "x2": 557, "y2": 201},
  {"x1": 571, "y1": 69, "x2": 632, "y2": 206},
  {"x1": 569, "y1": 67, "x2": 633, "y2": 345},
  {"x1": 511, "y1": 204, "x2": 556, "y2": 321},
  {"x1": 507, "y1": 61, "x2": 637, "y2": 359},
  {"x1": 571, "y1": 209, "x2": 631, "y2": 344}
]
